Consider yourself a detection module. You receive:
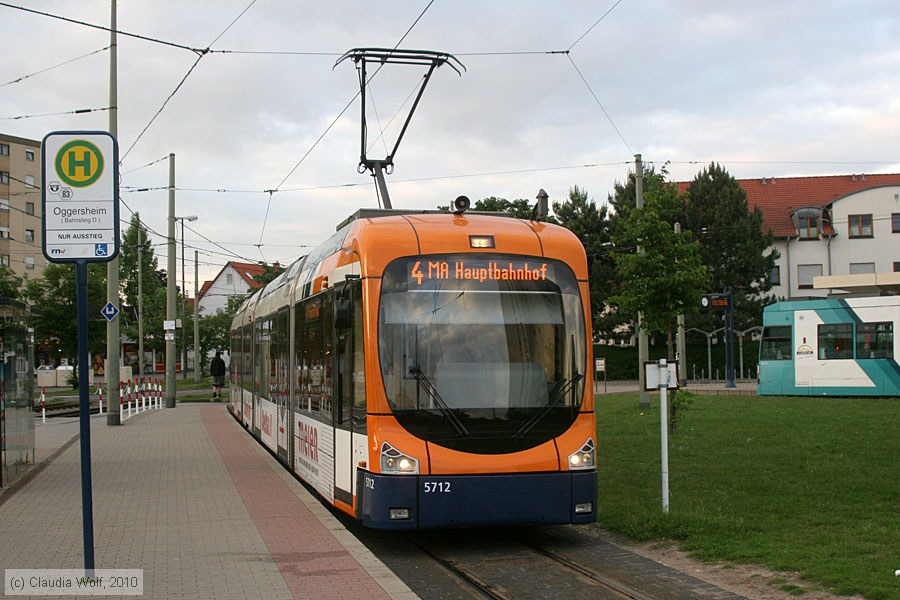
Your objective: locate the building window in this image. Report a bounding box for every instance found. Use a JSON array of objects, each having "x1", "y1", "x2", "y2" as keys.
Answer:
[
  {"x1": 25, "y1": 256, "x2": 35, "y2": 270},
  {"x1": 894, "y1": 262, "x2": 900, "y2": 272},
  {"x1": 0, "y1": 172, "x2": 9, "y2": 184},
  {"x1": 893, "y1": 213, "x2": 900, "y2": 233},
  {"x1": 25, "y1": 175, "x2": 35, "y2": 188},
  {"x1": 226, "y1": 273, "x2": 233, "y2": 285},
  {"x1": 0, "y1": 199, "x2": 9, "y2": 212},
  {"x1": 769, "y1": 265, "x2": 781, "y2": 286},
  {"x1": 25, "y1": 149, "x2": 34, "y2": 161},
  {"x1": 797, "y1": 216, "x2": 818, "y2": 240},
  {"x1": 0, "y1": 227, "x2": 9, "y2": 239},
  {"x1": 797, "y1": 264, "x2": 822, "y2": 289},
  {"x1": 849, "y1": 262, "x2": 875, "y2": 274},
  {"x1": 0, "y1": 144, "x2": 8, "y2": 156},
  {"x1": 26, "y1": 202, "x2": 35, "y2": 215},
  {"x1": 25, "y1": 229, "x2": 34, "y2": 243},
  {"x1": 818, "y1": 323, "x2": 853, "y2": 359},
  {"x1": 856, "y1": 322, "x2": 893, "y2": 359},
  {"x1": 848, "y1": 214, "x2": 873, "y2": 238},
  {"x1": 0, "y1": 255, "x2": 8, "y2": 266}
]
